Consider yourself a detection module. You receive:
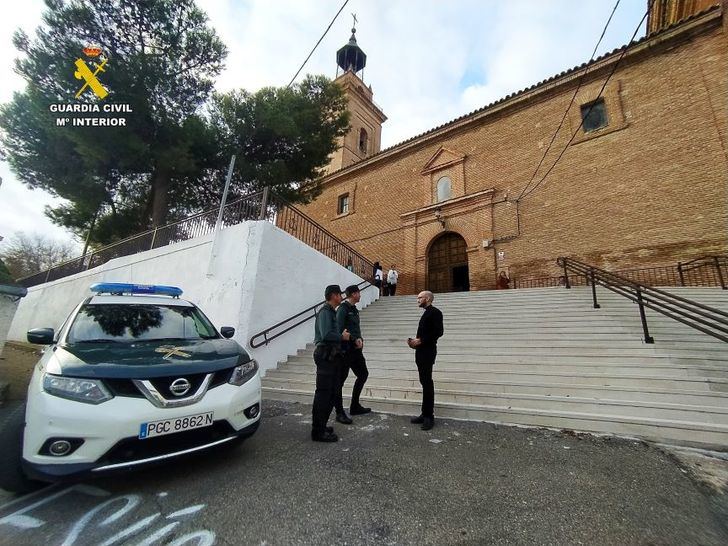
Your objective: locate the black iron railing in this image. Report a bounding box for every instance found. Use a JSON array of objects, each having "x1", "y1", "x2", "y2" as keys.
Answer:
[
  {"x1": 515, "y1": 256, "x2": 728, "y2": 290},
  {"x1": 557, "y1": 257, "x2": 728, "y2": 344},
  {"x1": 17, "y1": 190, "x2": 376, "y2": 289},
  {"x1": 17, "y1": 191, "x2": 267, "y2": 288},
  {"x1": 249, "y1": 280, "x2": 374, "y2": 349},
  {"x1": 678, "y1": 255, "x2": 728, "y2": 289},
  {"x1": 264, "y1": 193, "x2": 375, "y2": 281}
]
